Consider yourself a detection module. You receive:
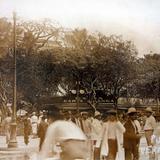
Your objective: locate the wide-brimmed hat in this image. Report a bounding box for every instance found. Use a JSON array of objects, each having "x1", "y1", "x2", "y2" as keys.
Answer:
[
  {"x1": 81, "y1": 111, "x2": 88, "y2": 116},
  {"x1": 127, "y1": 107, "x2": 137, "y2": 114},
  {"x1": 94, "y1": 111, "x2": 101, "y2": 117},
  {"x1": 107, "y1": 109, "x2": 117, "y2": 115},
  {"x1": 145, "y1": 107, "x2": 153, "y2": 113}
]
